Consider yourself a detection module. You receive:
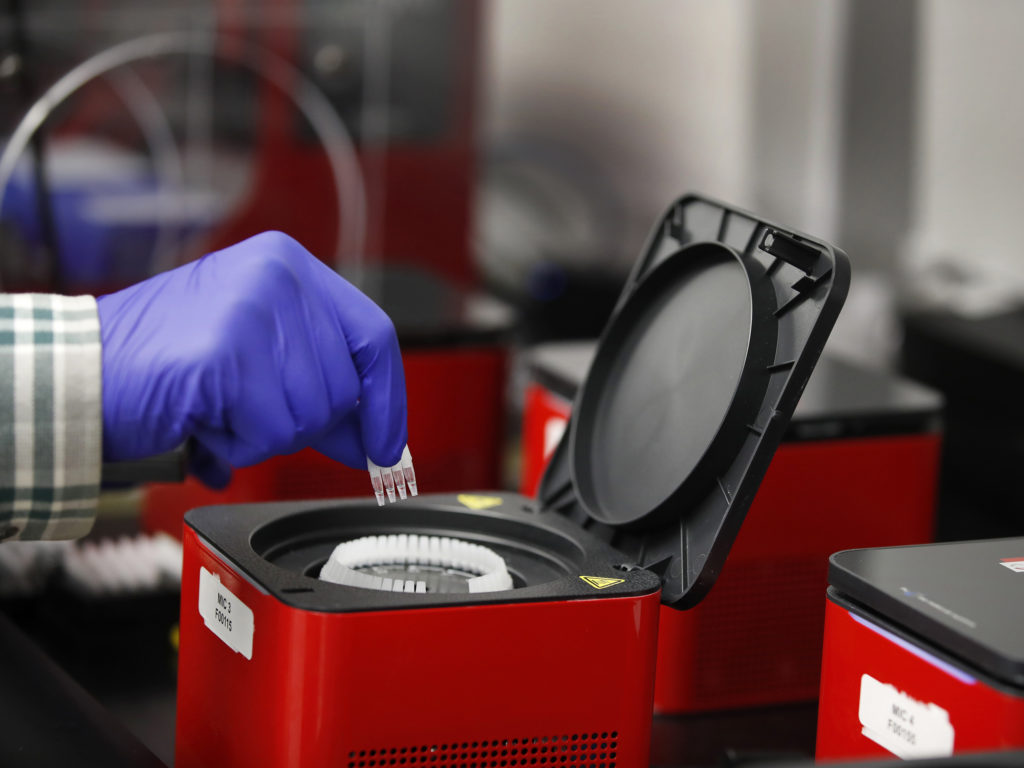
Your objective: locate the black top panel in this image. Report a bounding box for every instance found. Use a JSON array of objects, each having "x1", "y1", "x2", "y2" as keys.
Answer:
[
  {"x1": 185, "y1": 494, "x2": 660, "y2": 613},
  {"x1": 783, "y1": 354, "x2": 942, "y2": 441},
  {"x1": 540, "y1": 194, "x2": 850, "y2": 608},
  {"x1": 342, "y1": 264, "x2": 516, "y2": 348},
  {"x1": 830, "y1": 538, "x2": 1024, "y2": 688},
  {"x1": 528, "y1": 346, "x2": 941, "y2": 440}
]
